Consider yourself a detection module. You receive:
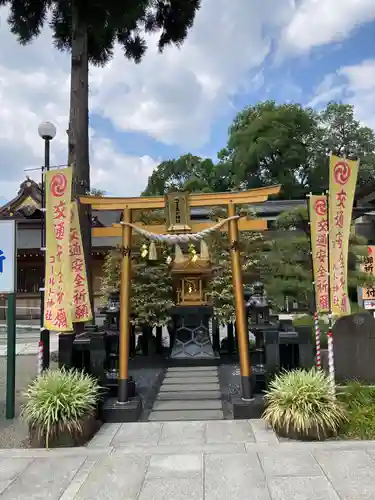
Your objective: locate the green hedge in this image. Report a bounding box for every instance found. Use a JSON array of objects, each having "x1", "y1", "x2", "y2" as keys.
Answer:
[{"x1": 338, "y1": 382, "x2": 375, "y2": 440}]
